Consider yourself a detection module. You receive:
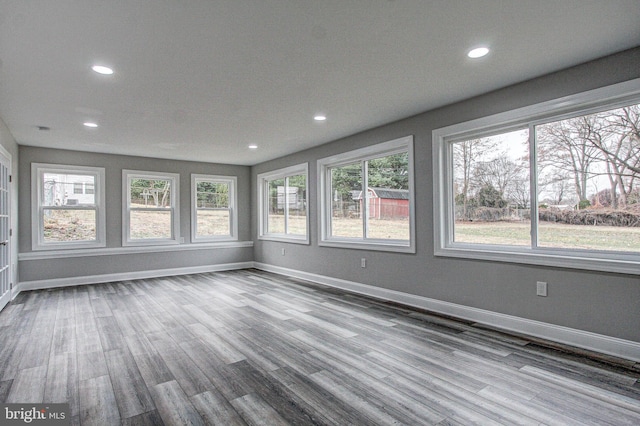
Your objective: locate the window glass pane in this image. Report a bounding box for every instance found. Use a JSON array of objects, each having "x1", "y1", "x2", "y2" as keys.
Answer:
[
  {"x1": 452, "y1": 129, "x2": 531, "y2": 246},
  {"x1": 267, "y1": 178, "x2": 286, "y2": 234},
  {"x1": 43, "y1": 209, "x2": 96, "y2": 242},
  {"x1": 535, "y1": 103, "x2": 640, "y2": 252},
  {"x1": 196, "y1": 181, "x2": 229, "y2": 208},
  {"x1": 43, "y1": 173, "x2": 96, "y2": 206},
  {"x1": 365, "y1": 152, "x2": 410, "y2": 240},
  {"x1": 197, "y1": 210, "x2": 230, "y2": 237},
  {"x1": 130, "y1": 178, "x2": 171, "y2": 208},
  {"x1": 130, "y1": 210, "x2": 172, "y2": 239},
  {"x1": 195, "y1": 180, "x2": 231, "y2": 238},
  {"x1": 330, "y1": 162, "x2": 363, "y2": 238},
  {"x1": 286, "y1": 174, "x2": 307, "y2": 235}
]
